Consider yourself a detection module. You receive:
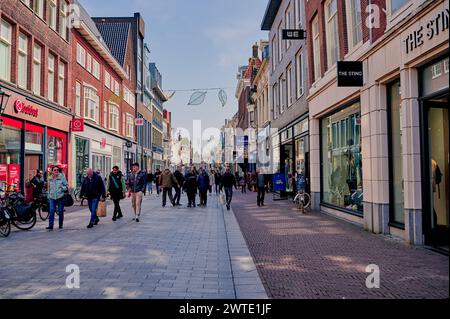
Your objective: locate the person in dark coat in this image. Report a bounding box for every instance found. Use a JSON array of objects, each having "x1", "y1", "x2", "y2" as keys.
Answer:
[
  {"x1": 146, "y1": 171, "x2": 155, "y2": 195},
  {"x1": 107, "y1": 166, "x2": 126, "y2": 221},
  {"x1": 30, "y1": 169, "x2": 45, "y2": 200},
  {"x1": 80, "y1": 168, "x2": 106, "y2": 229},
  {"x1": 173, "y1": 166, "x2": 185, "y2": 206},
  {"x1": 154, "y1": 169, "x2": 162, "y2": 196},
  {"x1": 197, "y1": 168, "x2": 210, "y2": 207},
  {"x1": 221, "y1": 167, "x2": 237, "y2": 211},
  {"x1": 214, "y1": 171, "x2": 222, "y2": 194},
  {"x1": 185, "y1": 168, "x2": 198, "y2": 208}
]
